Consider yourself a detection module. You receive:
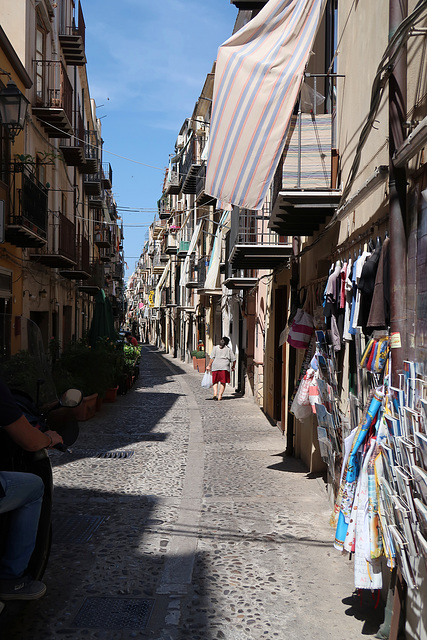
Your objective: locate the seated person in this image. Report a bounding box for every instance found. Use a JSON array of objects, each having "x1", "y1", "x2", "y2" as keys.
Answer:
[
  {"x1": 0, "y1": 379, "x2": 63, "y2": 600},
  {"x1": 125, "y1": 332, "x2": 138, "y2": 347}
]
